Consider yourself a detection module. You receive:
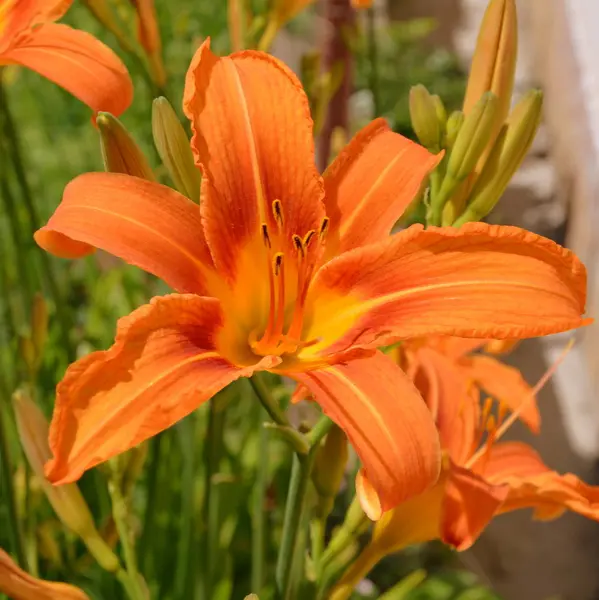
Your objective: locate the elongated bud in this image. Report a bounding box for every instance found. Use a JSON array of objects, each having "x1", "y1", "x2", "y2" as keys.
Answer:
[
  {"x1": 432, "y1": 94, "x2": 447, "y2": 129},
  {"x1": 82, "y1": 0, "x2": 136, "y2": 54},
  {"x1": 464, "y1": 0, "x2": 517, "y2": 146},
  {"x1": 152, "y1": 97, "x2": 201, "y2": 202},
  {"x1": 312, "y1": 425, "x2": 348, "y2": 519},
  {"x1": 444, "y1": 111, "x2": 465, "y2": 150},
  {"x1": 97, "y1": 112, "x2": 155, "y2": 181},
  {"x1": 12, "y1": 391, "x2": 120, "y2": 573},
  {"x1": 409, "y1": 85, "x2": 441, "y2": 152},
  {"x1": 0, "y1": 549, "x2": 90, "y2": 600},
  {"x1": 228, "y1": 0, "x2": 249, "y2": 51},
  {"x1": 131, "y1": 0, "x2": 167, "y2": 88},
  {"x1": 447, "y1": 92, "x2": 498, "y2": 181},
  {"x1": 455, "y1": 90, "x2": 543, "y2": 225}
]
